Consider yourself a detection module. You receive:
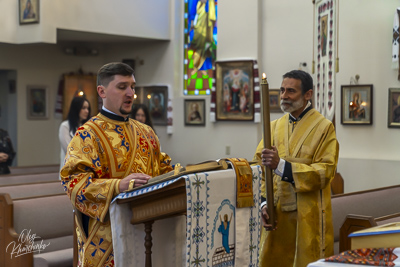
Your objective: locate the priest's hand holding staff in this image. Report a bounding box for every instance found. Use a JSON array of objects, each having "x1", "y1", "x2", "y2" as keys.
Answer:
[
  {"x1": 261, "y1": 146, "x2": 280, "y2": 169},
  {"x1": 260, "y1": 146, "x2": 279, "y2": 231}
]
